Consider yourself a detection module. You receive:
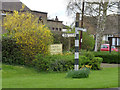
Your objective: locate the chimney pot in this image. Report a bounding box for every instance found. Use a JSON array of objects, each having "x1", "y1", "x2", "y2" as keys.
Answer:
[{"x1": 55, "y1": 16, "x2": 58, "y2": 21}]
